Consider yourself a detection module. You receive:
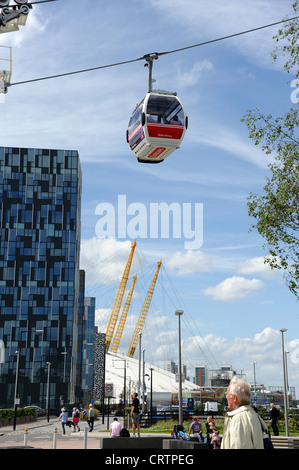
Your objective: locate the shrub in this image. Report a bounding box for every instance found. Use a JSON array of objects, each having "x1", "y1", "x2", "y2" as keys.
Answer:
[{"x1": 0, "y1": 407, "x2": 35, "y2": 419}]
